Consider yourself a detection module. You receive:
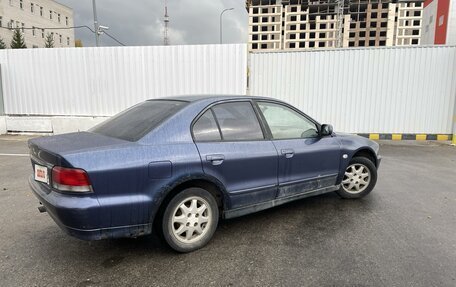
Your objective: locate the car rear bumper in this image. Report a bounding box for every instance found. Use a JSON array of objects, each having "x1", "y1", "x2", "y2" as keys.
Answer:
[{"x1": 29, "y1": 176, "x2": 152, "y2": 240}]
